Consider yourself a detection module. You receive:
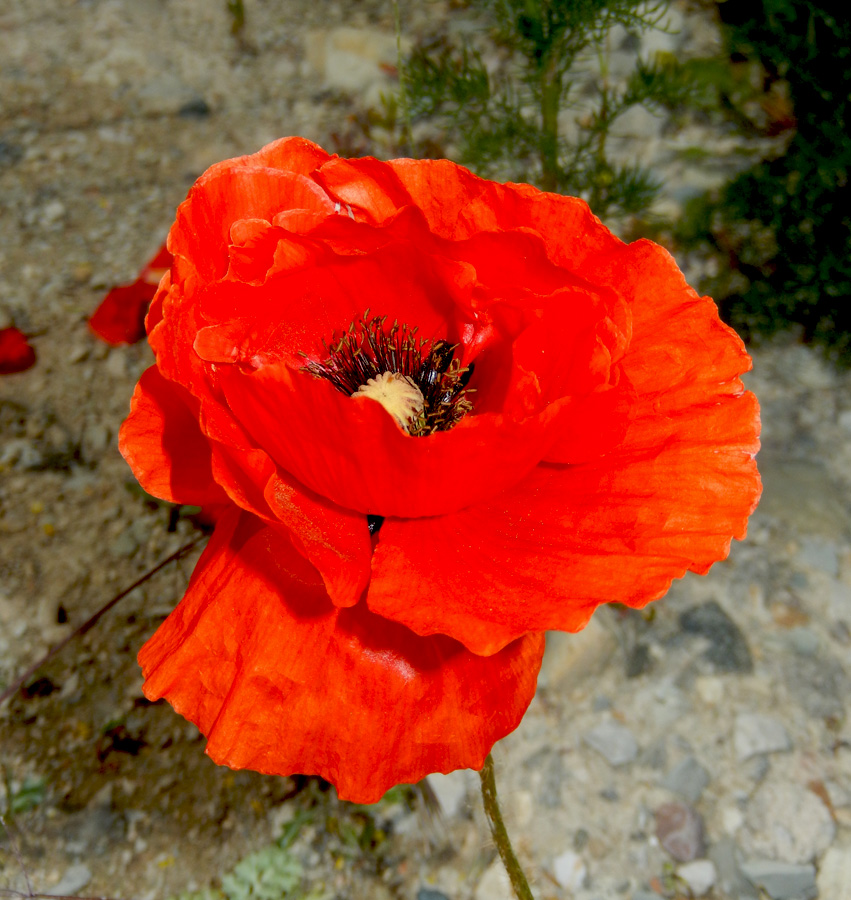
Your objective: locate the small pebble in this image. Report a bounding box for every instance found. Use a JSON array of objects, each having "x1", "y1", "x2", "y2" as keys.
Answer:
[
  {"x1": 677, "y1": 859, "x2": 716, "y2": 897},
  {"x1": 679, "y1": 600, "x2": 753, "y2": 673},
  {"x1": 739, "y1": 860, "x2": 817, "y2": 900},
  {"x1": 654, "y1": 801, "x2": 705, "y2": 862},
  {"x1": 51, "y1": 864, "x2": 92, "y2": 896},
  {"x1": 733, "y1": 713, "x2": 791, "y2": 760},
  {"x1": 661, "y1": 756, "x2": 710, "y2": 804},
  {"x1": 584, "y1": 720, "x2": 639, "y2": 766},
  {"x1": 109, "y1": 531, "x2": 139, "y2": 559},
  {"x1": 788, "y1": 627, "x2": 820, "y2": 657},
  {"x1": 816, "y1": 843, "x2": 851, "y2": 900},
  {"x1": 417, "y1": 890, "x2": 451, "y2": 900},
  {"x1": 552, "y1": 850, "x2": 587, "y2": 891}
]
